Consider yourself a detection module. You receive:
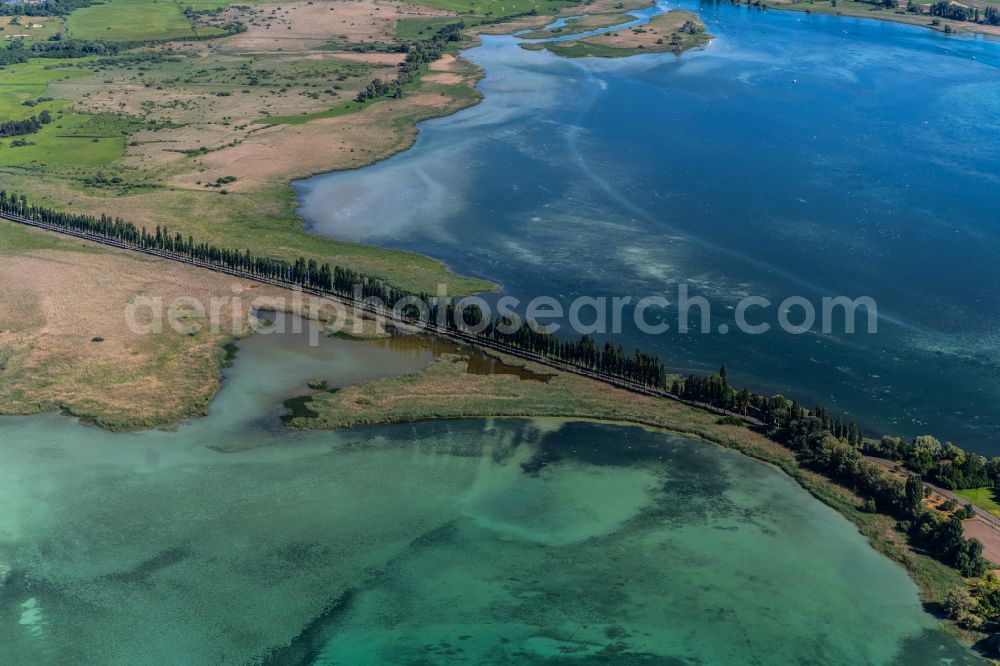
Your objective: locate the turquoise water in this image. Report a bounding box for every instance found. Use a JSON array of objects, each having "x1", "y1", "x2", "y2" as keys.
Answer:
[
  {"x1": 297, "y1": 2, "x2": 1000, "y2": 453},
  {"x1": 0, "y1": 324, "x2": 983, "y2": 664}
]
